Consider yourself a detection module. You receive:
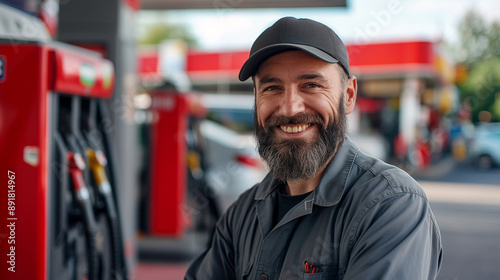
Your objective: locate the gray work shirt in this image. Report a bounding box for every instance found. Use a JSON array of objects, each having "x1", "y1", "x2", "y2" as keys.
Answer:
[{"x1": 185, "y1": 138, "x2": 443, "y2": 280}]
